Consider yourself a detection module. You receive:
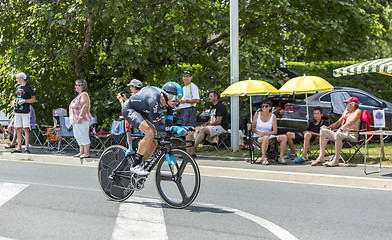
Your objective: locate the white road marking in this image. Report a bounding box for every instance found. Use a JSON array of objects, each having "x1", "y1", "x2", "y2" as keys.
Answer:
[
  {"x1": 200, "y1": 202, "x2": 299, "y2": 240},
  {"x1": 0, "y1": 182, "x2": 28, "y2": 240},
  {"x1": 0, "y1": 182, "x2": 28, "y2": 207},
  {"x1": 111, "y1": 197, "x2": 168, "y2": 240},
  {"x1": 0, "y1": 178, "x2": 296, "y2": 239}
]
